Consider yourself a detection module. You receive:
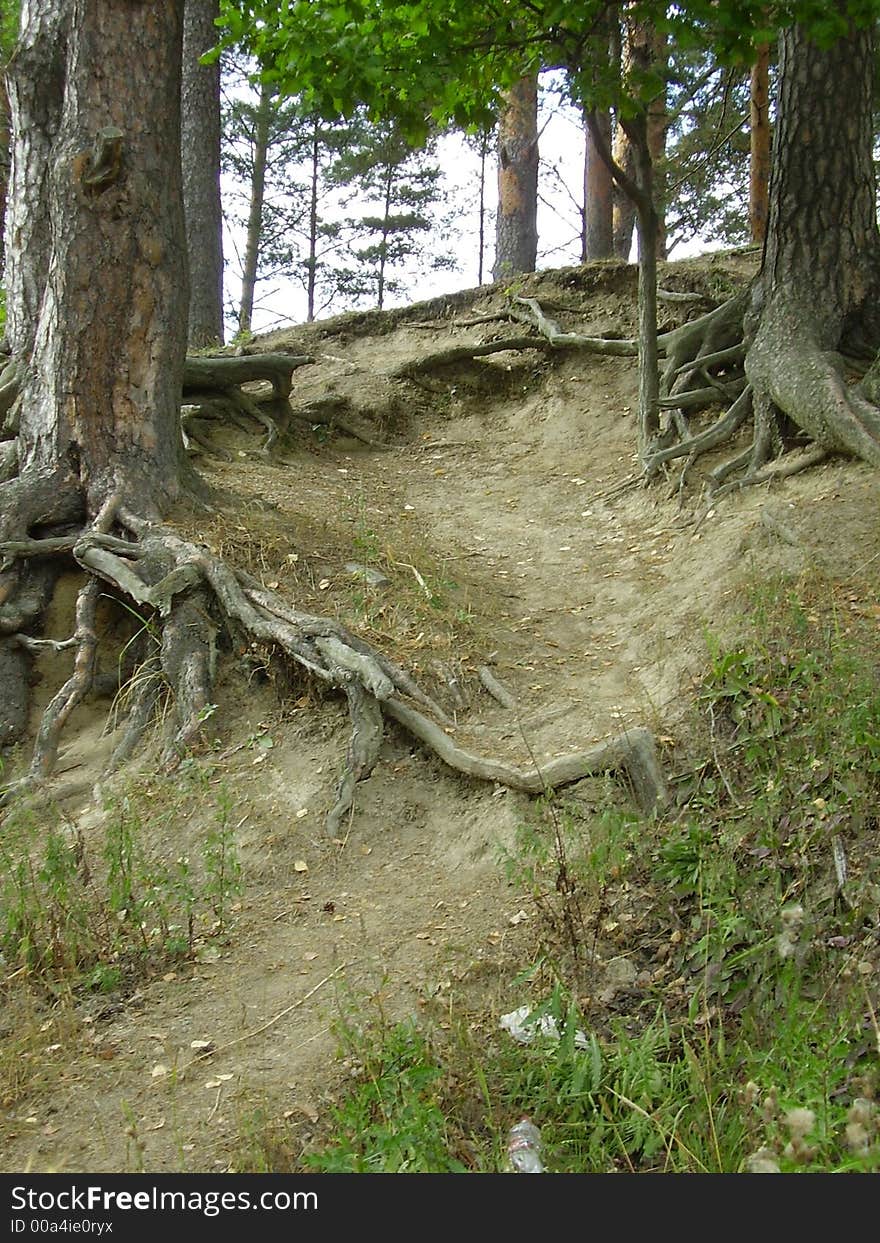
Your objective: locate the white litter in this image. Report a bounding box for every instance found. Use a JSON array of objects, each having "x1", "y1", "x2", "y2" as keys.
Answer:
[{"x1": 499, "y1": 1006, "x2": 590, "y2": 1049}]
